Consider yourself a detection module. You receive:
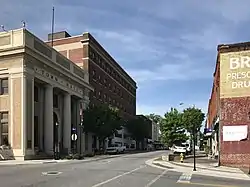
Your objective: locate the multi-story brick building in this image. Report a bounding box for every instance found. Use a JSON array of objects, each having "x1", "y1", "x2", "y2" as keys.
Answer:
[
  {"x1": 46, "y1": 31, "x2": 137, "y2": 149},
  {"x1": 205, "y1": 42, "x2": 250, "y2": 168}
]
